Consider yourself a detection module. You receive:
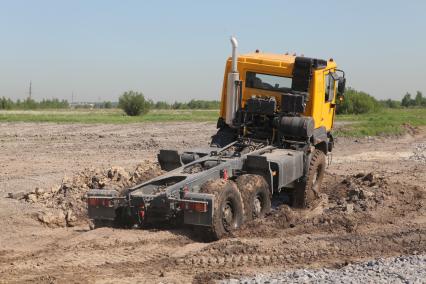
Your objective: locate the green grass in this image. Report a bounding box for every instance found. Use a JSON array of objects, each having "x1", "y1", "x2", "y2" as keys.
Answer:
[
  {"x1": 1, "y1": 108, "x2": 425, "y2": 137},
  {"x1": 335, "y1": 108, "x2": 426, "y2": 137},
  {"x1": 0, "y1": 109, "x2": 219, "y2": 124}
]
